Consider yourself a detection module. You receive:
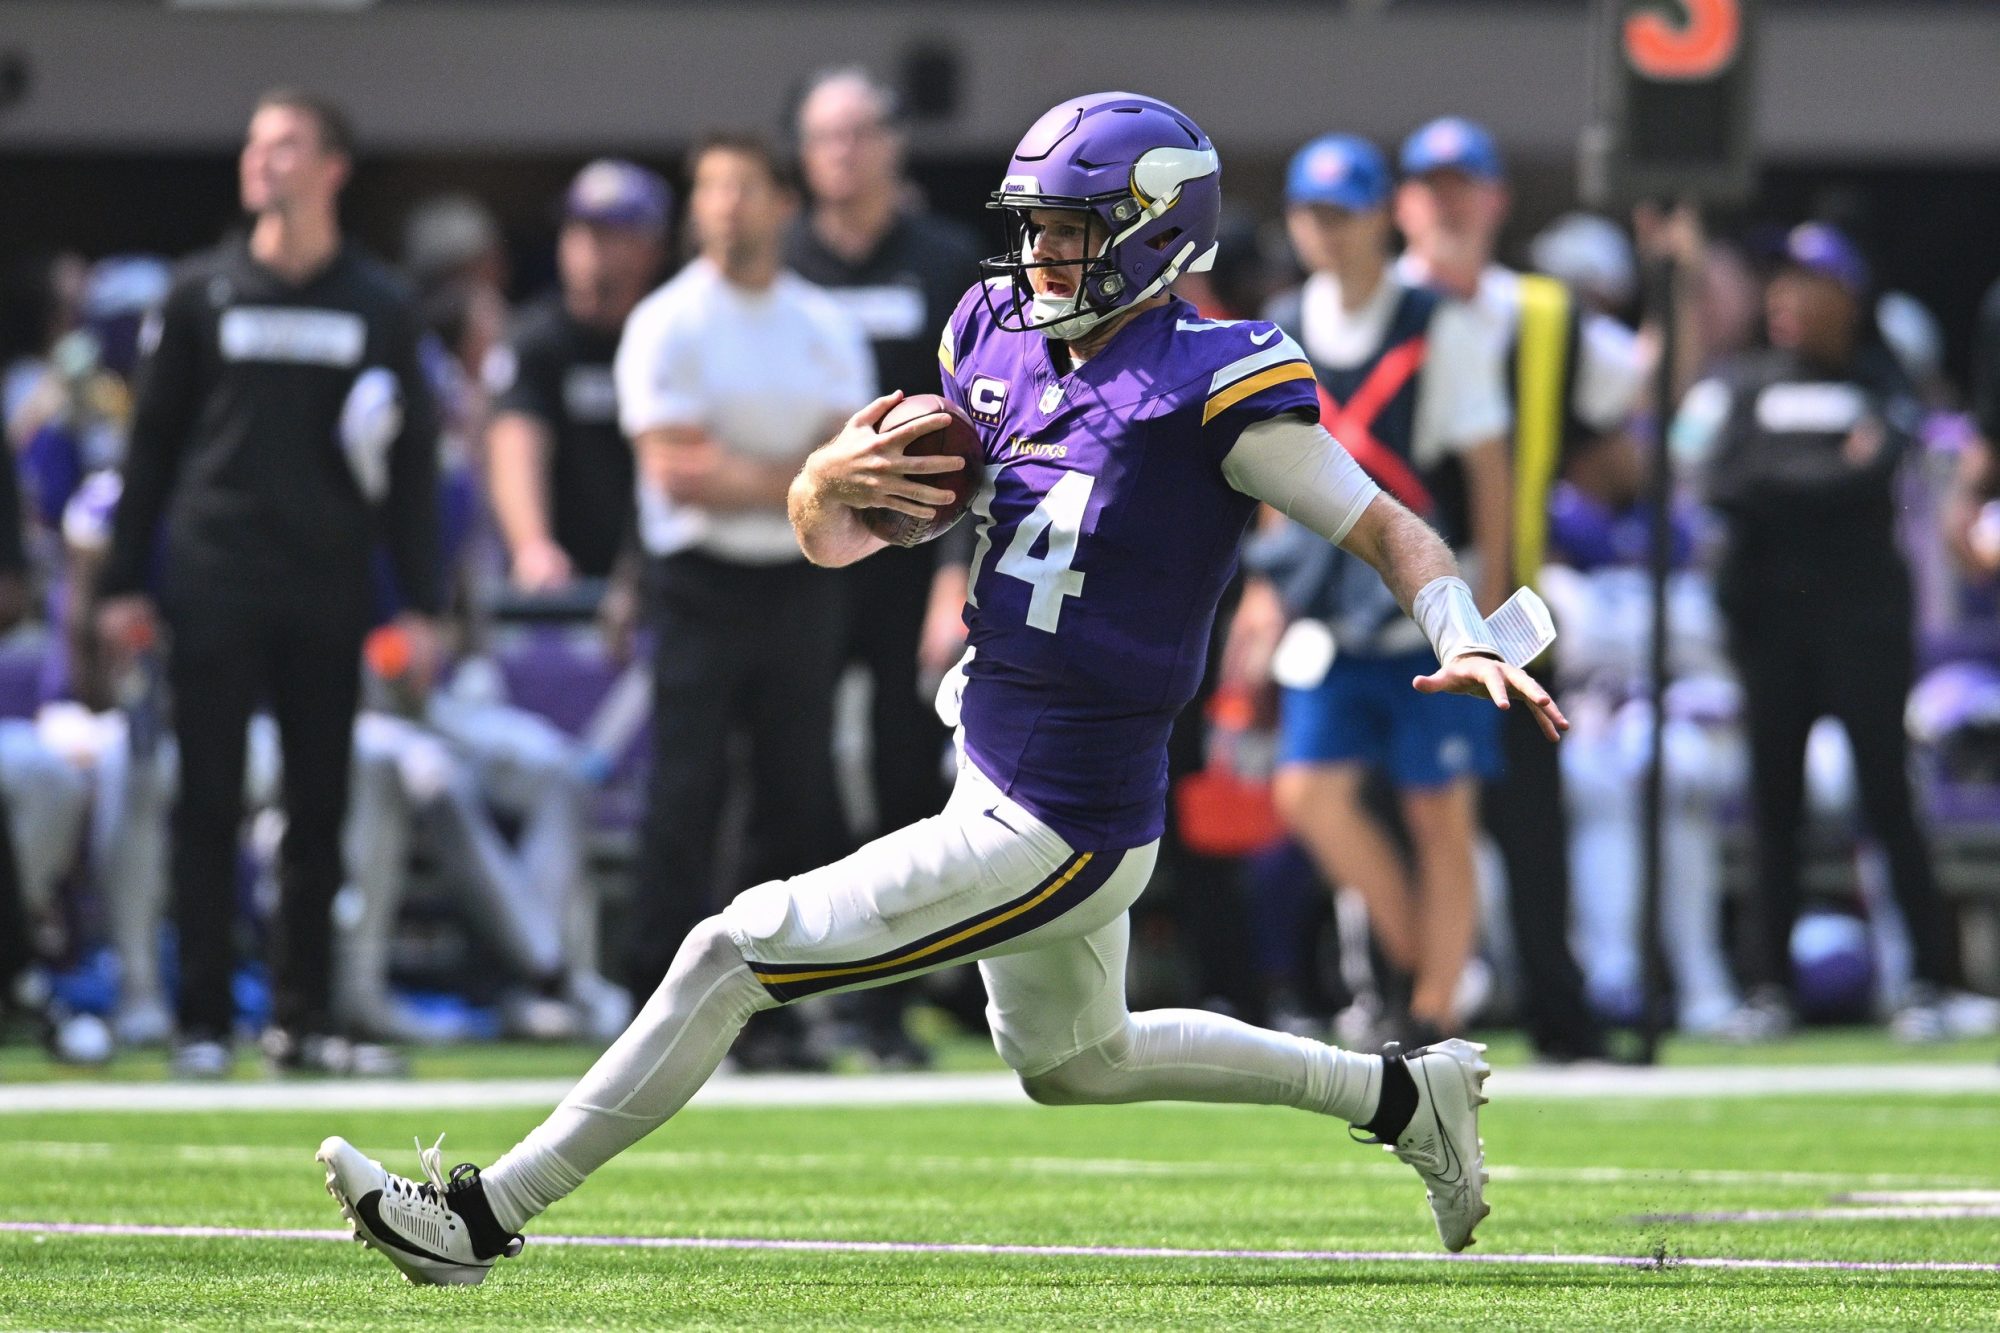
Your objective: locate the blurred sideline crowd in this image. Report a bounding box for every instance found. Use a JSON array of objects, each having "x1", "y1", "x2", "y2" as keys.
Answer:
[{"x1": 3, "y1": 70, "x2": 1999, "y2": 1077}]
